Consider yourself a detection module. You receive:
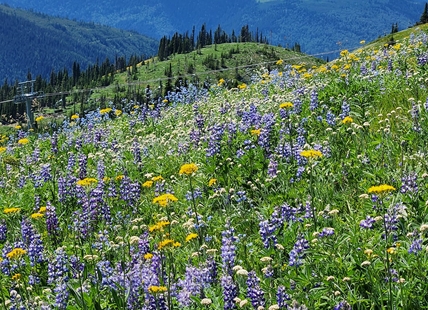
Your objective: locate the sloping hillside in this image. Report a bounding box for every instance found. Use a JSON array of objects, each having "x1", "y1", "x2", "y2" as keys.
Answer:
[{"x1": 0, "y1": 4, "x2": 158, "y2": 81}]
